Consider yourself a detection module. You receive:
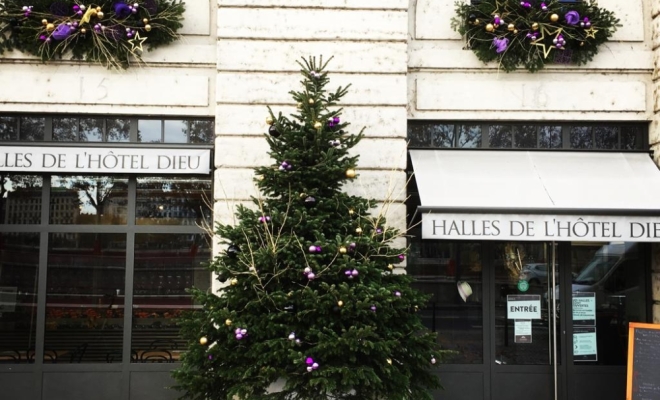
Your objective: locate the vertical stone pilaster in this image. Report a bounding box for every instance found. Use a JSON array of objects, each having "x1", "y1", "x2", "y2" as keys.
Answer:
[{"x1": 652, "y1": 1, "x2": 660, "y2": 323}]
